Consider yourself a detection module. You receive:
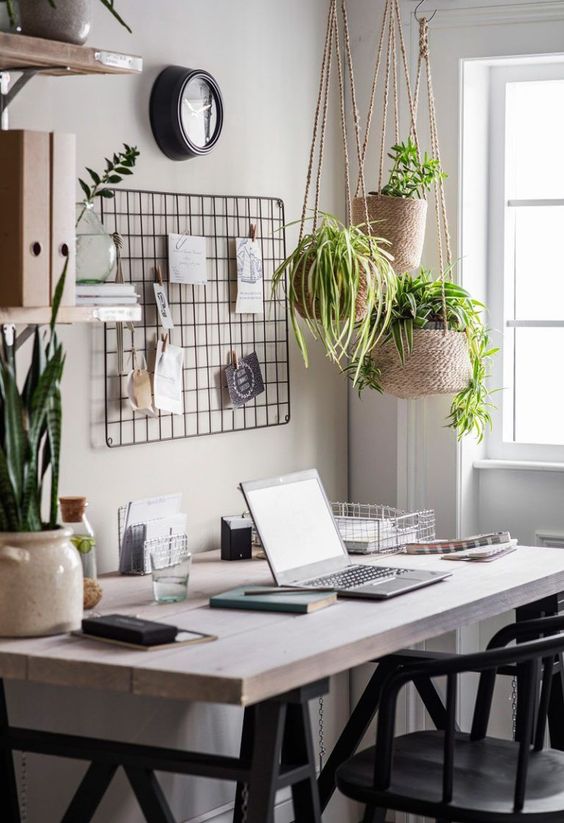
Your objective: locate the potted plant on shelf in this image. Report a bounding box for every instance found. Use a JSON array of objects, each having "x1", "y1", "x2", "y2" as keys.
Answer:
[
  {"x1": 352, "y1": 138, "x2": 446, "y2": 273},
  {"x1": 349, "y1": 269, "x2": 498, "y2": 440},
  {"x1": 0, "y1": 263, "x2": 83, "y2": 637},
  {"x1": 16, "y1": 0, "x2": 131, "y2": 46},
  {"x1": 272, "y1": 213, "x2": 397, "y2": 383}
]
